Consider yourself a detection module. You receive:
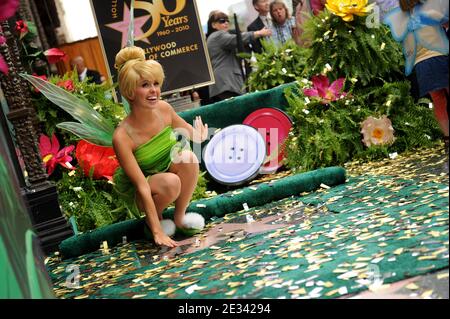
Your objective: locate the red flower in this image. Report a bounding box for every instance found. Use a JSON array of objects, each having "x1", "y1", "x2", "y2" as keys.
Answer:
[
  {"x1": 44, "y1": 48, "x2": 68, "y2": 64},
  {"x1": 15, "y1": 20, "x2": 29, "y2": 39},
  {"x1": 303, "y1": 75, "x2": 347, "y2": 104},
  {"x1": 39, "y1": 134, "x2": 75, "y2": 176},
  {"x1": 0, "y1": 0, "x2": 19, "y2": 21},
  {"x1": 57, "y1": 79, "x2": 75, "y2": 92},
  {"x1": 76, "y1": 140, "x2": 119, "y2": 180}
]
